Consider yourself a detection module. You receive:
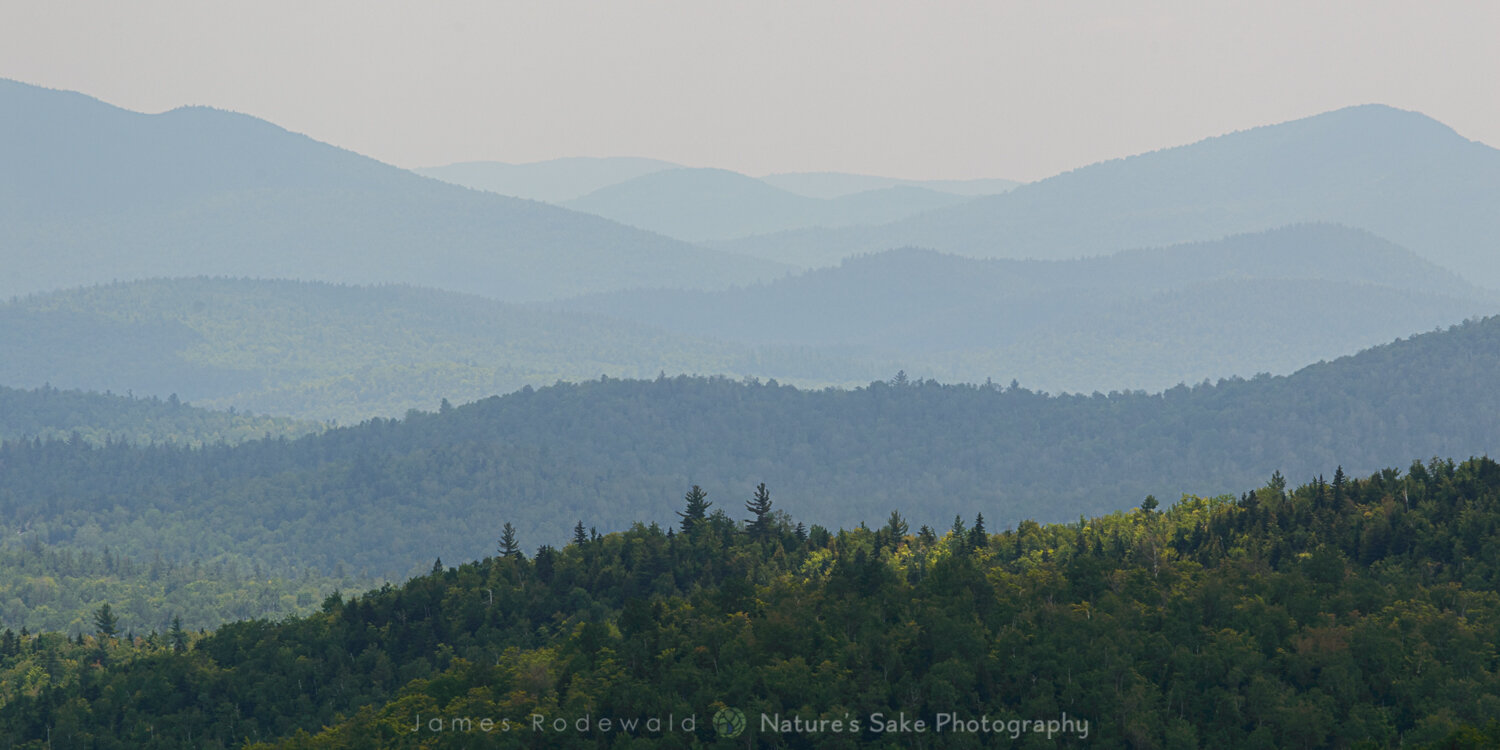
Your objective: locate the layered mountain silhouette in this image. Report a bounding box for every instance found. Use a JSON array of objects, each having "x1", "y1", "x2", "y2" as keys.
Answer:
[
  {"x1": 555, "y1": 224, "x2": 1498, "y2": 392},
  {"x1": 717, "y1": 105, "x2": 1500, "y2": 287},
  {"x1": 412, "y1": 156, "x2": 681, "y2": 202},
  {"x1": 562, "y1": 168, "x2": 971, "y2": 242},
  {"x1": 760, "y1": 171, "x2": 1019, "y2": 199},
  {"x1": 0, "y1": 80, "x2": 785, "y2": 301}
]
